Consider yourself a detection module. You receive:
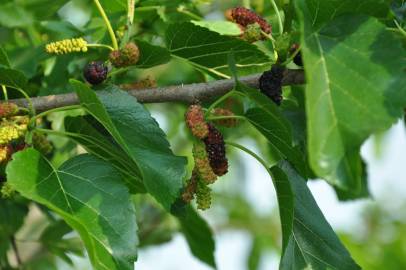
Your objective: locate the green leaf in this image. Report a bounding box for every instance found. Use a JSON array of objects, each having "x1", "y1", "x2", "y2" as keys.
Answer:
[
  {"x1": 0, "y1": 67, "x2": 28, "y2": 89},
  {"x1": 177, "y1": 206, "x2": 216, "y2": 268},
  {"x1": 166, "y1": 22, "x2": 271, "y2": 78},
  {"x1": 98, "y1": 0, "x2": 127, "y2": 12},
  {"x1": 71, "y1": 81, "x2": 188, "y2": 211},
  {"x1": 296, "y1": 3, "x2": 406, "y2": 192},
  {"x1": 0, "y1": 46, "x2": 11, "y2": 68},
  {"x1": 134, "y1": 39, "x2": 171, "y2": 68},
  {"x1": 7, "y1": 148, "x2": 138, "y2": 270},
  {"x1": 236, "y1": 82, "x2": 307, "y2": 177},
  {"x1": 191, "y1": 20, "x2": 243, "y2": 36},
  {"x1": 64, "y1": 116, "x2": 145, "y2": 193},
  {"x1": 0, "y1": 197, "x2": 28, "y2": 237},
  {"x1": 0, "y1": 3, "x2": 33, "y2": 28},
  {"x1": 271, "y1": 161, "x2": 361, "y2": 270}
]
